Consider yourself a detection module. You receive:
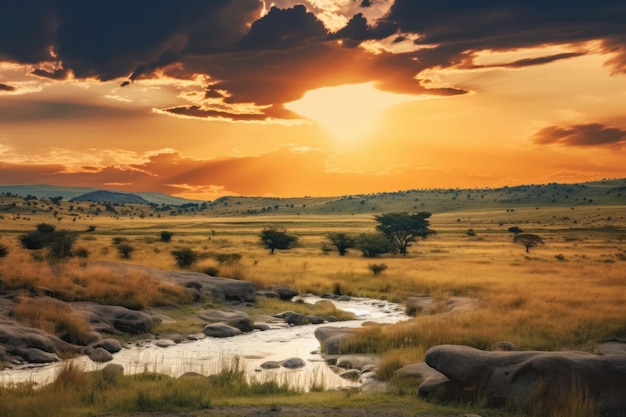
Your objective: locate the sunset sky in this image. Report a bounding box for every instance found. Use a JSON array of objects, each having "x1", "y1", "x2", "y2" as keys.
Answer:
[{"x1": 1, "y1": 1, "x2": 625, "y2": 200}]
